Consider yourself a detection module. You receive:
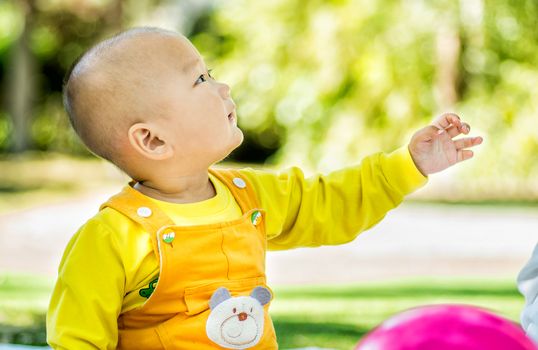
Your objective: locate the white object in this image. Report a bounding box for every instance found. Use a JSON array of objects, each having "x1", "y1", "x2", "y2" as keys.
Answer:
[
  {"x1": 206, "y1": 287, "x2": 271, "y2": 349},
  {"x1": 137, "y1": 206, "x2": 152, "y2": 218},
  {"x1": 232, "y1": 177, "x2": 247, "y2": 189},
  {"x1": 517, "y1": 242, "x2": 538, "y2": 344}
]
